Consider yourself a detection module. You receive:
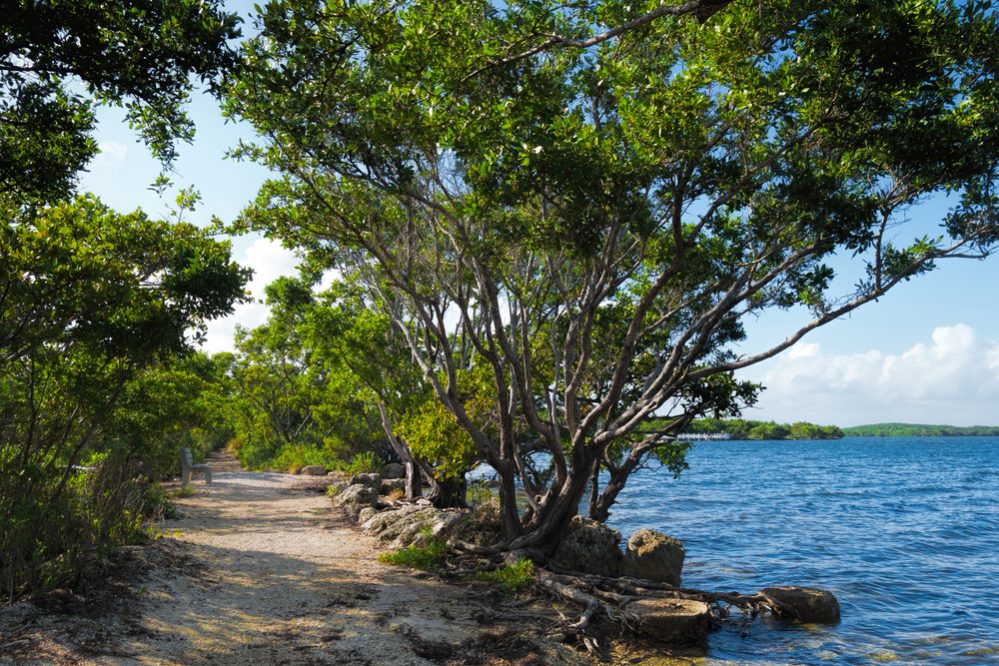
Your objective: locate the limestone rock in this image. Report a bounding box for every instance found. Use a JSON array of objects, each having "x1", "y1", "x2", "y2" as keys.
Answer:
[
  {"x1": 337, "y1": 483, "x2": 377, "y2": 519},
  {"x1": 381, "y1": 478, "x2": 407, "y2": 495},
  {"x1": 623, "y1": 528, "x2": 684, "y2": 586},
  {"x1": 762, "y1": 586, "x2": 841, "y2": 623},
  {"x1": 362, "y1": 504, "x2": 416, "y2": 534},
  {"x1": 299, "y1": 465, "x2": 327, "y2": 476},
  {"x1": 326, "y1": 479, "x2": 350, "y2": 496},
  {"x1": 362, "y1": 504, "x2": 464, "y2": 548},
  {"x1": 628, "y1": 598, "x2": 710, "y2": 645},
  {"x1": 381, "y1": 462, "x2": 405, "y2": 479},
  {"x1": 550, "y1": 515, "x2": 623, "y2": 576},
  {"x1": 357, "y1": 507, "x2": 379, "y2": 524},
  {"x1": 350, "y1": 472, "x2": 382, "y2": 488}
]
